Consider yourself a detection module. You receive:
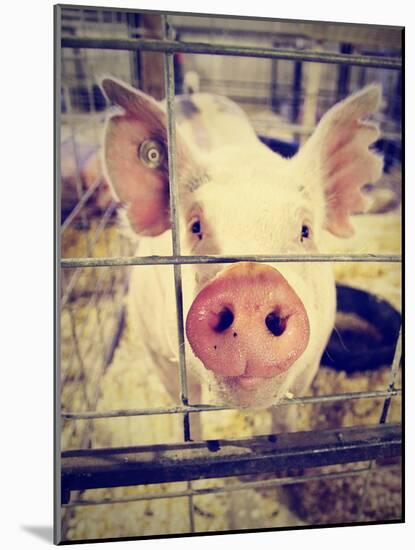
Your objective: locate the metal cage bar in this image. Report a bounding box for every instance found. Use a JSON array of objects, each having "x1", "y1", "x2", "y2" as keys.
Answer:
[
  {"x1": 61, "y1": 37, "x2": 401, "y2": 70},
  {"x1": 60, "y1": 423, "x2": 401, "y2": 503},
  {"x1": 163, "y1": 19, "x2": 191, "y2": 422},
  {"x1": 162, "y1": 14, "x2": 195, "y2": 531},
  {"x1": 61, "y1": 387, "x2": 401, "y2": 421},
  {"x1": 61, "y1": 253, "x2": 401, "y2": 269},
  {"x1": 63, "y1": 463, "x2": 400, "y2": 508}
]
